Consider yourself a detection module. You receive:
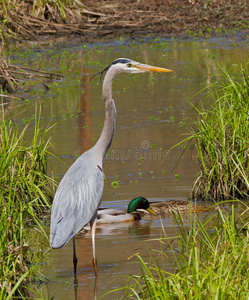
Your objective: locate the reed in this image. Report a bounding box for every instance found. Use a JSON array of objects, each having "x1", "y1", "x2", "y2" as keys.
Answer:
[
  {"x1": 0, "y1": 109, "x2": 55, "y2": 298},
  {"x1": 0, "y1": 0, "x2": 81, "y2": 41},
  {"x1": 118, "y1": 205, "x2": 249, "y2": 299},
  {"x1": 178, "y1": 65, "x2": 249, "y2": 200}
]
